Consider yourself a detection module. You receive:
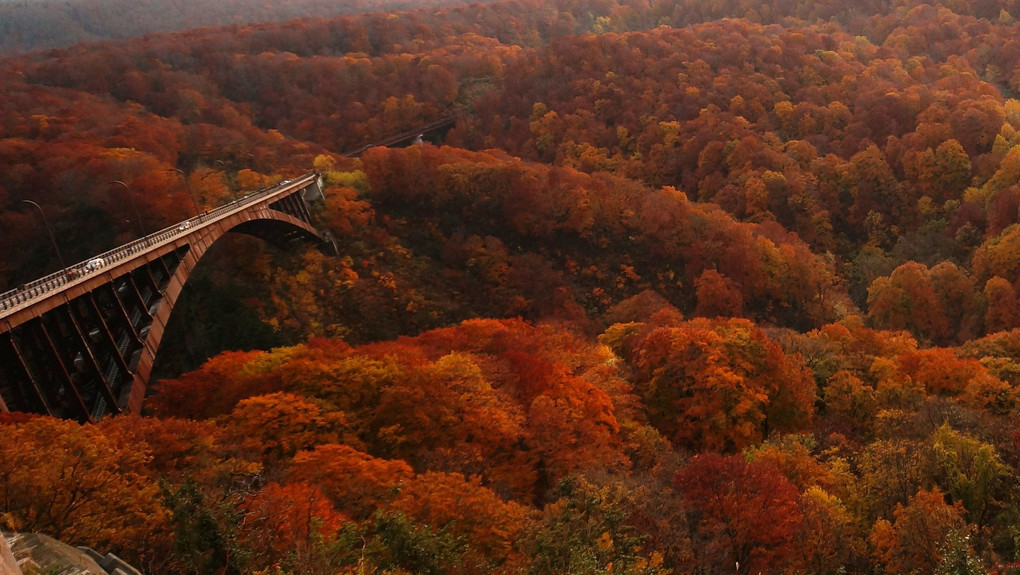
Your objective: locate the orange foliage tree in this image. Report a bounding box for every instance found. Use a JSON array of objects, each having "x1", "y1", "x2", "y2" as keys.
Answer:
[
  {"x1": 623, "y1": 318, "x2": 815, "y2": 451},
  {"x1": 983, "y1": 276, "x2": 1020, "y2": 333},
  {"x1": 869, "y1": 487, "x2": 971, "y2": 574},
  {"x1": 897, "y1": 348, "x2": 1013, "y2": 412},
  {"x1": 236, "y1": 481, "x2": 347, "y2": 573},
  {"x1": 98, "y1": 414, "x2": 225, "y2": 483},
  {"x1": 218, "y1": 392, "x2": 352, "y2": 463},
  {"x1": 0, "y1": 417, "x2": 172, "y2": 566},
  {"x1": 288, "y1": 443, "x2": 412, "y2": 519},
  {"x1": 867, "y1": 262, "x2": 954, "y2": 344}
]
